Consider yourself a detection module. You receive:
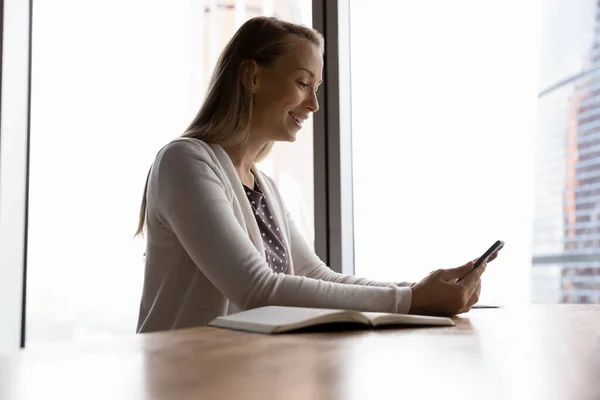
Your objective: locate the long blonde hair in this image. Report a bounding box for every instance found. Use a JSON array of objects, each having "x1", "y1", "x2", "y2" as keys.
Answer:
[{"x1": 135, "y1": 16, "x2": 324, "y2": 236}]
